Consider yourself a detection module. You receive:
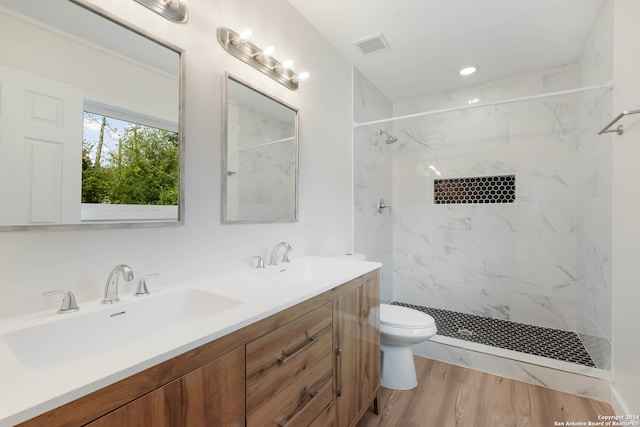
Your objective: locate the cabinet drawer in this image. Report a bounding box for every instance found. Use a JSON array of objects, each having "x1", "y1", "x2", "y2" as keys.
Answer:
[
  {"x1": 247, "y1": 353, "x2": 333, "y2": 427},
  {"x1": 309, "y1": 401, "x2": 337, "y2": 427},
  {"x1": 246, "y1": 303, "x2": 333, "y2": 413}
]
